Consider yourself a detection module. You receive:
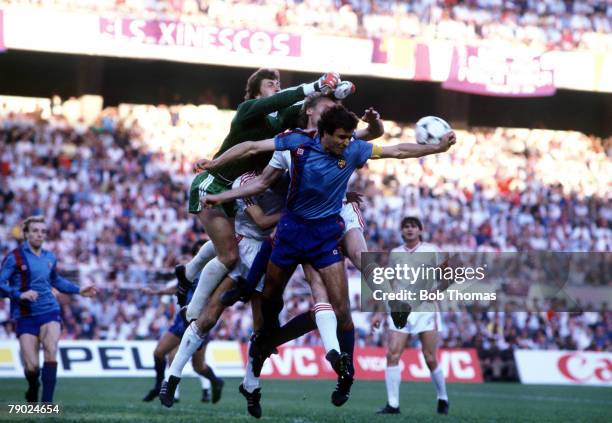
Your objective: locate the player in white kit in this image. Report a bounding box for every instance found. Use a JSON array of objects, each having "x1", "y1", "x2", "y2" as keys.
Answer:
[
  {"x1": 372, "y1": 216, "x2": 449, "y2": 415},
  {"x1": 229, "y1": 171, "x2": 286, "y2": 292}
]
